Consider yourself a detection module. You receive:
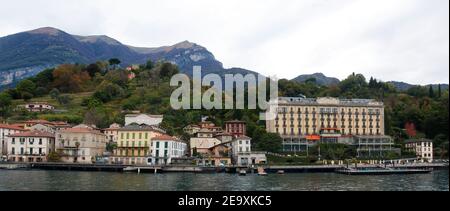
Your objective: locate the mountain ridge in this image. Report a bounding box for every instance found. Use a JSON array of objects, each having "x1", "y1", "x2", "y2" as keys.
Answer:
[{"x1": 0, "y1": 27, "x2": 256, "y2": 87}]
